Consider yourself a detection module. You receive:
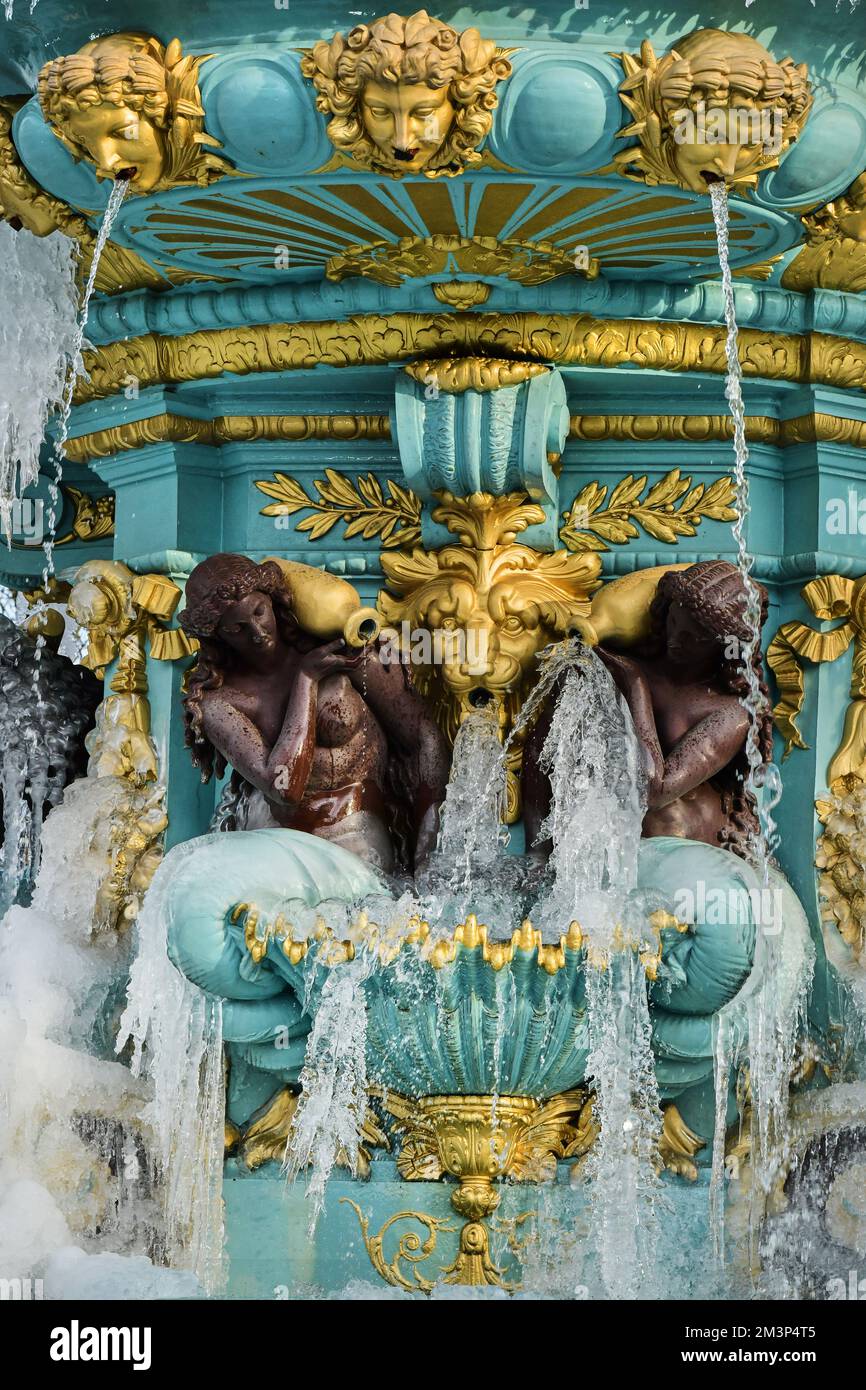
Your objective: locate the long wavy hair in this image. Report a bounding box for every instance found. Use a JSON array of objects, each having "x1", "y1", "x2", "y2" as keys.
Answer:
[
  {"x1": 646, "y1": 560, "x2": 774, "y2": 853},
  {"x1": 178, "y1": 555, "x2": 300, "y2": 784}
]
